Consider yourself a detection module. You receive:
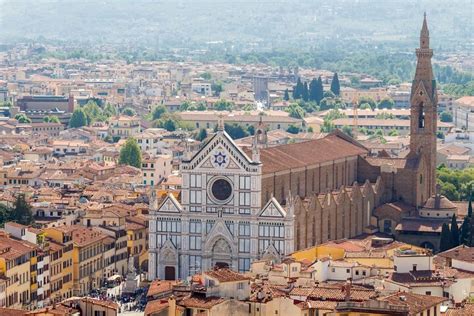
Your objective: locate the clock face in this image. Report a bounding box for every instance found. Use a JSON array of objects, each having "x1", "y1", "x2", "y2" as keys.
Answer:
[
  {"x1": 210, "y1": 178, "x2": 233, "y2": 203},
  {"x1": 212, "y1": 150, "x2": 229, "y2": 169}
]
